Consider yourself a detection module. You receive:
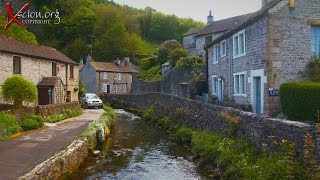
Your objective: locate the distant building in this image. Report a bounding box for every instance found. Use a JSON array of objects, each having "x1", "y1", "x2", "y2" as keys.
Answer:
[
  {"x1": 80, "y1": 55, "x2": 137, "y2": 95},
  {"x1": 183, "y1": 11, "x2": 250, "y2": 57},
  {"x1": 206, "y1": 0, "x2": 320, "y2": 115},
  {"x1": 0, "y1": 35, "x2": 79, "y2": 105}
]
